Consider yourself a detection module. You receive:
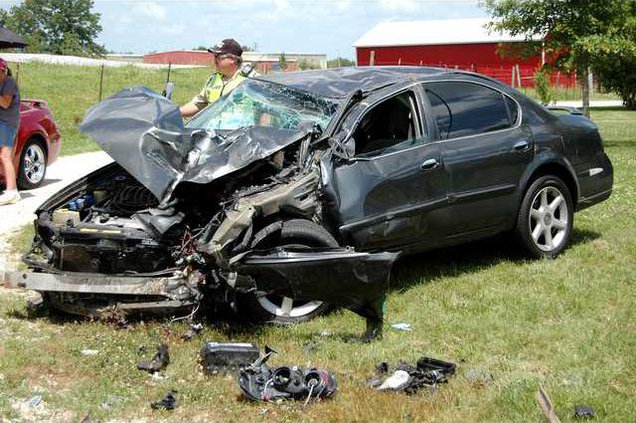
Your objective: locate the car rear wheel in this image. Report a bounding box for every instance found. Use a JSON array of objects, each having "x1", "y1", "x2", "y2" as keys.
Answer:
[
  {"x1": 18, "y1": 138, "x2": 47, "y2": 190},
  {"x1": 238, "y1": 219, "x2": 339, "y2": 324},
  {"x1": 515, "y1": 175, "x2": 573, "y2": 259}
]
